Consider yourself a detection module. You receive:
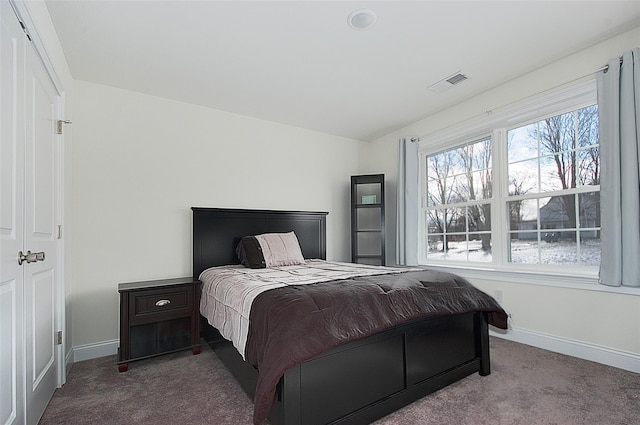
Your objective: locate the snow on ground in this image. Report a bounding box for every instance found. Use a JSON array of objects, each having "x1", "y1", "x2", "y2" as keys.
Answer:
[{"x1": 427, "y1": 239, "x2": 601, "y2": 266}]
